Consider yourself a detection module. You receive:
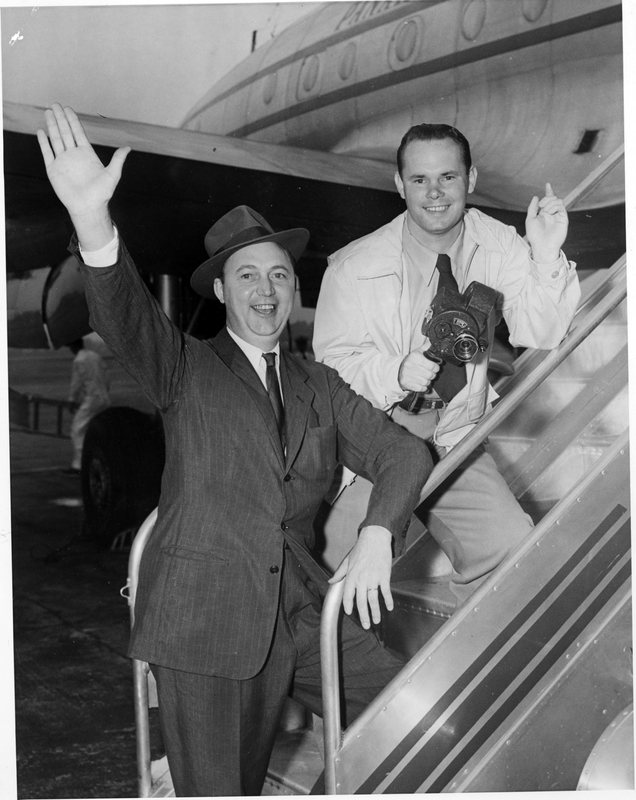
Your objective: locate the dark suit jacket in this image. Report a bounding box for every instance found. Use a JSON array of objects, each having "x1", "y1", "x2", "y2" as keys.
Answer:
[{"x1": 76, "y1": 238, "x2": 431, "y2": 680}]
